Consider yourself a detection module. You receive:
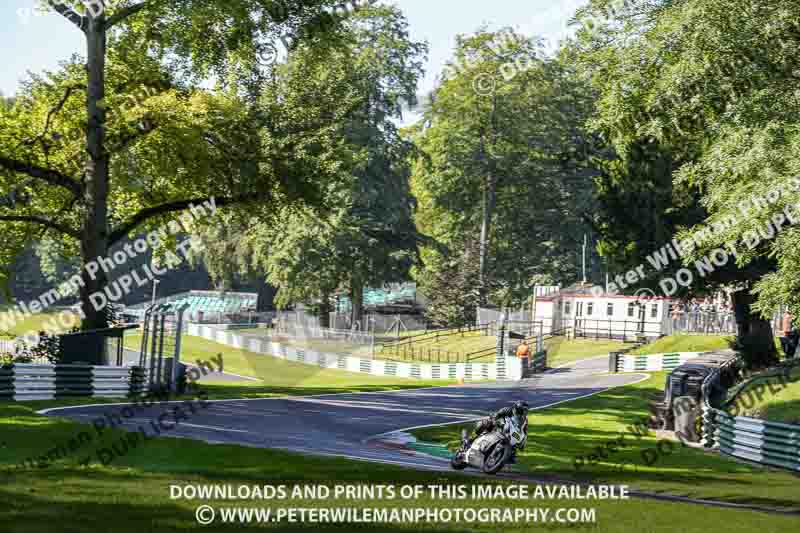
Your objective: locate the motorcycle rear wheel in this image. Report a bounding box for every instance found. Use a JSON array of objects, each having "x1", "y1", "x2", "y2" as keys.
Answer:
[{"x1": 482, "y1": 443, "x2": 512, "y2": 474}]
